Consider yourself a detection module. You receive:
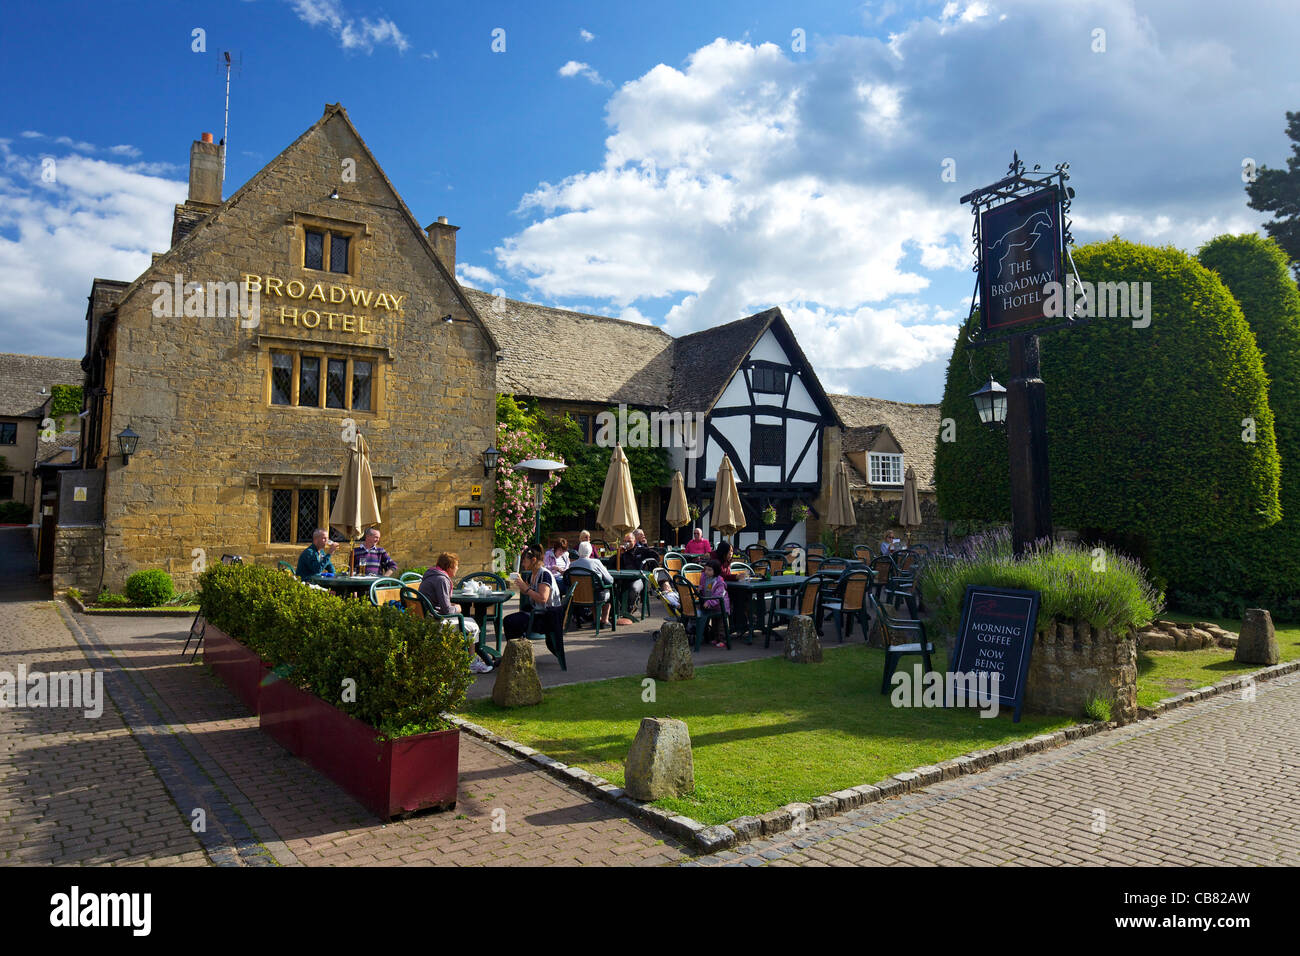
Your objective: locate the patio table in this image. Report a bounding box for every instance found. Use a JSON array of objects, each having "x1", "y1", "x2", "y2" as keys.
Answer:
[
  {"x1": 451, "y1": 589, "x2": 512, "y2": 659},
  {"x1": 451, "y1": 588, "x2": 511, "y2": 633},
  {"x1": 308, "y1": 573, "x2": 382, "y2": 600},
  {"x1": 607, "y1": 568, "x2": 648, "y2": 622},
  {"x1": 726, "y1": 575, "x2": 809, "y2": 646}
]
